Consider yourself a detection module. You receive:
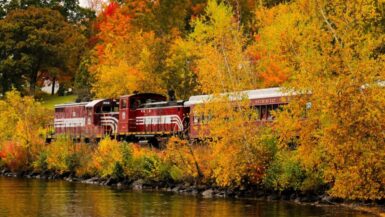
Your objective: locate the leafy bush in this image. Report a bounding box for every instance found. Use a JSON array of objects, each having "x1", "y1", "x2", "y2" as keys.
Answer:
[
  {"x1": 263, "y1": 150, "x2": 305, "y2": 191},
  {"x1": 92, "y1": 137, "x2": 124, "y2": 178},
  {"x1": 0, "y1": 141, "x2": 29, "y2": 172},
  {"x1": 169, "y1": 165, "x2": 184, "y2": 181},
  {"x1": 46, "y1": 137, "x2": 85, "y2": 174},
  {"x1": 32, "y1": 151, "x2": 48, "y2": 172}
]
